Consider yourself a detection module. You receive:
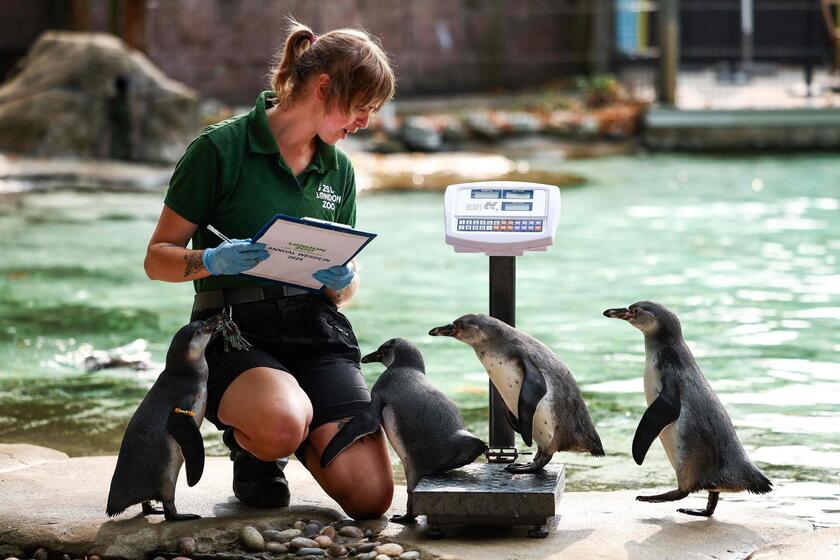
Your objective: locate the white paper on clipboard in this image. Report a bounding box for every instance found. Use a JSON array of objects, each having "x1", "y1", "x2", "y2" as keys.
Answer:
[{"x1": 245, "y1": 215, "x2": 376, "y2": 290}]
